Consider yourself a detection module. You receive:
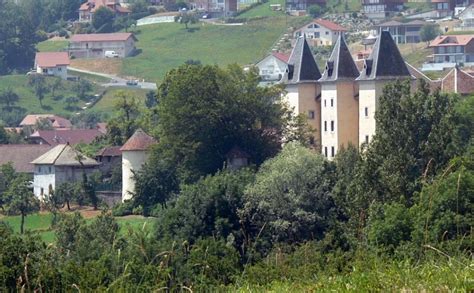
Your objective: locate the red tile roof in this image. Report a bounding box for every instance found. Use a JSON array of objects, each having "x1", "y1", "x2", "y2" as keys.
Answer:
[
  {"x1": 29, "y1": 129, "x2": 103, "y2": 146},
  {"x1": 0, "y1": 144, "x2": 52, "y2": 173},
  {"x1": 35, "y1": 52, "x2": 70, "y2": 68},
  {"x1": 70, "y1": 33, "x2": 136, "y2": 43},
  {"x1": 429, "y1": 35, "x2": 474, "y2": 47},
  {"x1": 272, "y1": 52, "x2": 290, "y2": 63},
  {"x1": 120, "y1": 129, "x2": 156, "y2": 151},
  {"x1": 20, "y1": 114, "x2": 72, "y2": 128},
  {"x1": 313, "y1": 19, "x2": 347, "y2": 32}
]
